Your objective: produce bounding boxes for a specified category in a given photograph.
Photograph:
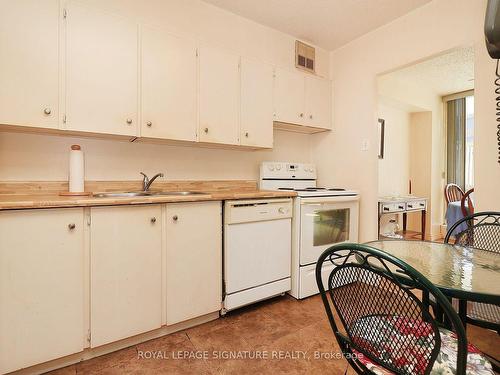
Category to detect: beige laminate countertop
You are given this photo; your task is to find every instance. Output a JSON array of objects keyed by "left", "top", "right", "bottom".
[{"left": 0, "top": 188, "right": 296, "bottom": 210}]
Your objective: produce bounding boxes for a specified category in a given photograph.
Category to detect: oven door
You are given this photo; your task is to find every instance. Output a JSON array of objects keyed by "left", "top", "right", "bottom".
[{"left": 299, "top": 196, "right": 359, "bottom": 266}]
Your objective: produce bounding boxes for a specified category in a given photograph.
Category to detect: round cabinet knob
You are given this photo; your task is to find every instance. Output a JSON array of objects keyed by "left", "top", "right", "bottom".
[
  {"left": 43, "top": 108, "right": 51, "bottom": 115},
  {"left": 68, "top": 223, "right": 76, "bottom": 230},
  {"left": 126, "top": 118, "right": 133, "bottom": 125},
  {"left": 299, "top": 113, "right": 304, "bottom": 118},
  {"left": 278, "top": 207, "right": 286, "bottom": 214},
  {"left": 146, "top": 121, "right": 152, "bottom": 127},
  {"left": 245, "top": 132, "right": 249, "bottom": 138},
  {"left": 150, "top": 217, "right": 156, "bottom": 224},
  {"left": 172, "top": 215, "right": 178, "bottom": 221},
  {"left": 204, "top": 127, "right": 209, "bottom": 134}
]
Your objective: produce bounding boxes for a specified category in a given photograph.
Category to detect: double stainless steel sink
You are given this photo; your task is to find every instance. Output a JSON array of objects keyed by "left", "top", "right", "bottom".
[{"left": 93, "top": 191, "right": 208, "bottom": 198}]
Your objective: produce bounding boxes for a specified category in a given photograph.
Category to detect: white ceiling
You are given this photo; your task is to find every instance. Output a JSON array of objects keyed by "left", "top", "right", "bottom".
[
  {"left": 384, "top": 47, "right": 475, "bottom": 96},
  {"left": 201, "top": 0, "right": 432, "bottom": 50}
]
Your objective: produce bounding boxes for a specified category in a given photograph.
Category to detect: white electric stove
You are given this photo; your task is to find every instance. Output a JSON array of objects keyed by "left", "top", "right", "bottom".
[{"left": 260, "top": 162, "right": 360, "bottom": 299}]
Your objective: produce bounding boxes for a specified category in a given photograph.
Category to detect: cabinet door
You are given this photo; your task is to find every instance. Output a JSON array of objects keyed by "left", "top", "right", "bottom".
[
  {"left": 65, "top": 4, "right": 138, "bottom": 136},
  {"left": 0, "top": 209, "right": 84, "bottom": 374},
  {"left": 305, "top": 75, "right": 332, "bottom": 129},
  {"left": 199, "top": 46, "right": 239, "bottom": 145},
  {"left": 0, "top": 0, "right": 59, "bottom": 129},
  {"left": 166, "top": 202, "right": 221, "bottom": 325},
  {"left": 90, "top": 205, "right": 162, "bottom": 347},
  {"left": 240, "top": 58, "right": 274, "bottom": 148},
  {"left": 141, "top": 26, "right": 197, "bottom": 141},
  {"left": 273, "top": 68, "right": 305, "bottom": 125}
]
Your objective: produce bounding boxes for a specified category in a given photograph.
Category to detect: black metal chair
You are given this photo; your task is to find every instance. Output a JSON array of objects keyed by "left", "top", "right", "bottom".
[
  {"left": 445, "top": 211, "right": 500, "bottom": 332},
  {"left": 316, "top": 243, "right": 494, "bottom": 375}
]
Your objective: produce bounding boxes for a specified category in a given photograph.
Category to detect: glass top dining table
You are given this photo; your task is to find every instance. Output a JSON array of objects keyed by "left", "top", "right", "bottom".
[{"left": 366, "top": 240, "right": 500, "bottom": 305}]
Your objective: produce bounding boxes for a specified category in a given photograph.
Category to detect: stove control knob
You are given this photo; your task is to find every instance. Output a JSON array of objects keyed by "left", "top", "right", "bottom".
[
  {"left": 278, "top": 207, "right": 286, "bottom": 214},
  {"left": 267, "top": 165, "right": 275, "bottom": 171},
  {"left": 276, "top": 164, "right": 282, "bottom": 170}
]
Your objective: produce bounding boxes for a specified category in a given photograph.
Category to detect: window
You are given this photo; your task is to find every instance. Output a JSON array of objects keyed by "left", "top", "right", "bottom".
[
  {"left": 313, "top": 208, "right": 350, "bottom": 246},
  {"left": 446, "top": 93, "right": 474, "bottom": 190}
]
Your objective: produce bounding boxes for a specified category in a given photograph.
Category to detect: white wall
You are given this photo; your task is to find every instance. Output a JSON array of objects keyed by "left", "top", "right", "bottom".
[
  {"left": 377, "top": 103, "right": 411, "bottom": 197},
  {"left": 313, "top": 0, "right": 492, "bottom": 242},
  {"left": 0, "top": 0, "right": 330, "bottom": 182},
  {"left": 409, "top": 112, "right": 433, "bottom": 233},
  {"left": 0, "top": 130, "right": 312, "bottom": 181}
]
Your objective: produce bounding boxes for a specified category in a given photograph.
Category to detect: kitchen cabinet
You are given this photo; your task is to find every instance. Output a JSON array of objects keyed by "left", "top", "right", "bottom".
[
  {"left": 166, "top": 201, "right": 222, "bottom": 325},
  {"left": 141, "top": 26, "right": 197, "bottom": 141},
  {"left": 240, "top": 58, "right": 274, "bottom": 148},
  {"left": 0, "top": 209, "right": 85, "bottom": 374},
  {"left": 65, "top": 3, "right": 138, "bottom": 136},
  {"left": 0, "top": 0, "right": 59, "bottom": 129},
  {"left": 274, "top": 67, "right": 331, "bottom": 132},
  {"left": 198, "top": 46, "right": 240, "bottom": 145},
  {"left": 305, "top": 75, "right": 332, "bottom": 129},
  {"left": 273, "top": 67, "right": 305, "bottom": 126},
  {"left": 90, "top": 205, "right": 162, "bottom": 347}
]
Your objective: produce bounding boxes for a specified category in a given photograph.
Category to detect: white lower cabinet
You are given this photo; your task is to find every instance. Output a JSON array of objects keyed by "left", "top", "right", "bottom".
[
  {"left": 166, "top": 201, "right": 222, "bottom": 325},
  {"left": 0, "top": 209, "right": 85, "bottom": 374},
  {"left": 0, "top": 201, "right": 223, "bottom": 372},
  {"left": 90, "top": 205, "right": 162, "bottom": 347}
]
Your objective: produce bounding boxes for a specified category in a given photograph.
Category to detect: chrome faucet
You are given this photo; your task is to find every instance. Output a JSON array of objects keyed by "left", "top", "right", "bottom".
[{"left": 140, "top": 172, "right": 164, "bottom": 191}]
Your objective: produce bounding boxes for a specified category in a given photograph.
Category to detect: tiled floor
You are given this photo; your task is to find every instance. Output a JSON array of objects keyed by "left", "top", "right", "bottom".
[{"left": 48, "top": 294, "right": 500, "bottom": 375}]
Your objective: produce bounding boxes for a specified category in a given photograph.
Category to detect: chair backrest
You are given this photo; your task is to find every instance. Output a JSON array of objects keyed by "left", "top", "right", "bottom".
[
  {"left": 445, "top": 211, "right": 500, "bottom": 253},
  {"left": 316, "top": 243, "right": 467, "bottom": 375},
  {"left": 460, "top": 188, "right": 474, "bottom": 217},
  {"left": 445, "top": 183, "right": 464, "bottom": 205}
]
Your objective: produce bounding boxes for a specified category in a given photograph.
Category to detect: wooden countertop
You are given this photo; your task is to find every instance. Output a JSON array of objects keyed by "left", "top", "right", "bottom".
[{"left": 0, "top": 180, "right": 296, "bottom": 210}]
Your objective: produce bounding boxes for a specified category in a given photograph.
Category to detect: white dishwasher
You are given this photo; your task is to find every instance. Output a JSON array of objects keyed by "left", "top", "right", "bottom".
[{"left": 223, "top": 198, "right": 292, "bottom": 313}]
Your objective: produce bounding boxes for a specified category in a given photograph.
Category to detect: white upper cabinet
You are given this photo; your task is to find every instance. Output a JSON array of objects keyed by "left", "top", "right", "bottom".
[
  {"left": 198, "top": 46, "right": 240, "bottom": 145},
  {"left": 0, "top": 208, "right": 85, "bottom": 374},
  {"left": 141, "top": 26, "right": 197, "bottom": 141},
  {"left": 305, "top": 75, "right": 332, "bottom": 129},
  {"left": 240, "top": 58, "right": 274, "bottom": 148},
  {"left": 274, "top": 68, "right": 305, "bottom": 126},
  {"left": 90, "top": 205, "right": 162, "bottom": 347},
  {"left": 274, "top": 67, "right": 332, "bottom": 132},
  {"left": 65, "top": 4, "right": 138, "bottom": 136},
  {"left": 0, "top": 0, "right": 59, "bottom": 129}
]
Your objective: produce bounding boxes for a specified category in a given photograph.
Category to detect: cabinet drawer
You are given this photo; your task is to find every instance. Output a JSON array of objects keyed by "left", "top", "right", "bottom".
[
  {"left": 407, "top": 200, "right": 426, "bottom": 211},
  {"left": 380, "top": 202, "right": 405, "bottom": 213}
]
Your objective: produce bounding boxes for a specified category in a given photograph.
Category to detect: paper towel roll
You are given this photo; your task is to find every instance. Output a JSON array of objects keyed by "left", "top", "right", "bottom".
[{"left": 69, "top": 145, "right": 85, "bottom": 193}]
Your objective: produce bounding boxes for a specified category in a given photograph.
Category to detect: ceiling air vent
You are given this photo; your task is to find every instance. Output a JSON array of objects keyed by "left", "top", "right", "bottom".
[{"left": 295, "top": 40, "right": 315, "bottom": 73}]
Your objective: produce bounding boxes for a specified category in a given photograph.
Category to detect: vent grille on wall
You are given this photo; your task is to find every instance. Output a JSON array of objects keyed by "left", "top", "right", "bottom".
[{"left": 295, "top": 40, "right": 315, "bottom": 73}]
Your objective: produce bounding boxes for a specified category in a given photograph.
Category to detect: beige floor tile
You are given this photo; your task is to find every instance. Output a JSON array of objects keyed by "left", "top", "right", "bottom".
[
  {"left": 44, "top": 293, "right": 499, "bottom": 375},
  {"left": 75, "top": 346, "right": 137, "bottom": 375}
]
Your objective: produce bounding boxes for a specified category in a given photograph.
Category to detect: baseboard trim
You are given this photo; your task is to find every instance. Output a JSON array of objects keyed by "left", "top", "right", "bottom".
[{"left": 9, "top": 312, "right": 219, "bottom": 375}]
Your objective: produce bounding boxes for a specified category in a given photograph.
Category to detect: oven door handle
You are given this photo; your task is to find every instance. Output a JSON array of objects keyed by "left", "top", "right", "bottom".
[{"left": 300, "top": 196, "right": 359, "bottom": 205}]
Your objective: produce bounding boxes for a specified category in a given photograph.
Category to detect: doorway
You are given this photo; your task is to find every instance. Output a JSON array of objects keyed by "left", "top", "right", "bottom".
[{"left": 376, "top": 46, "right": 474, "bottom": 240}]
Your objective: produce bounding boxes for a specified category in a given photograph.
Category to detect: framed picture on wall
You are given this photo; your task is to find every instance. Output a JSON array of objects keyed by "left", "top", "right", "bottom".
[{"left": 378, "top": 118, "right": 385, "bottom": 159}]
